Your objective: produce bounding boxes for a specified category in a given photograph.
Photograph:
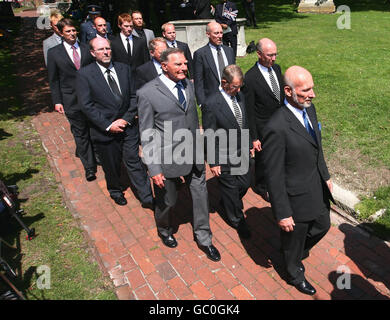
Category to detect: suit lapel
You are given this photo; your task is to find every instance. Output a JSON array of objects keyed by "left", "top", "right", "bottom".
[
  {"left": 236, "top": 92, "right": 247, "bottom": 128},
  {"left": 217, "top": 92, "right": 240, "bottom": 130},
  {"left": 59, "top": 43, "right": 77, "bottom": 70},
  {"left": 113, "top": 62, "right": 128, "bottom": 98},
  {"left": 156, "top": 78, "right": 185, "bottom": 112},
  {"left": 283, "top": 106, "right": 318, "bottom": 148},
  {"left": 254, "top": 63, "right": 279, "bottom": 102},
  {"left": 205, "top": 46, "right": 220, "bottom": 82},
  {"left": 80, "top": 43, "right": 90, "bottom": 66},
  {"left": 91, "top": 63, "right": 117, "bottom": 102}
]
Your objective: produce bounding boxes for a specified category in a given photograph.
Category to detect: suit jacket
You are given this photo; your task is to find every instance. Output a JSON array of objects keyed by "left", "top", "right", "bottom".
[
  {"left": 243, "top": 62, "right": 284, "bottom": 142},
  {"left": 76, "top": 62, "right": 137, "bottom": 143},
  {"left": 110, "top": 34, "right": 150, "bottom": 73},
  {"left": 169, "top": 40, "right": 194, "bottom": 79},
  {"left": 43, "top": 33, "right": 62, "bottom": 66},
  {"left": 195, "top": 0, "right": 213, "bottom": 18},
  {"left": 132, "top": 28, "right": 155, "bottom": 48},
  {"left": 137, "top": 76, "right": 204, "bottom": 178},
  {"left": 202, "top": 90, "right": 251, "bottom": 174},
  {"left": 215, "top": 1, "right": 238, "bottom": 35},
  {"left": 47, "top": 42, "right": 95, "bottom": 114},
  {"left": 80, "top": 20, "right": 112, "bottom": 44},
  {"left": 261, "top": 104, "right": 334, "bottom": 223},
  {"left": 193, "top": 44, "right": 235, "bottom": 106},
  {"left": 135, "top": 60, "right": 160, "bottom": 90}
]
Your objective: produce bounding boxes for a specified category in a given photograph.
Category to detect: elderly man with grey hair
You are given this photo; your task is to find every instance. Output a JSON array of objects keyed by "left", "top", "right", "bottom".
[
  {"left": 202, "top": 64, "right": 253, "bottom": 239},
  {"left": 261, "top": 66, "right": 334, "bottom": 296},
  {"left": 135, "top": 37, "right": 168, "bottom": 90}
]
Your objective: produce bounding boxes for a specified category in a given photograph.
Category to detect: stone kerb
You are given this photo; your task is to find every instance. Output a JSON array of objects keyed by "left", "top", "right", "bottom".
[
  {"left": 298, "top": 0, "right": 336, "bottom": 14},
  {"left": 169, "top": 18, "right": 248, "bottom": 57}
]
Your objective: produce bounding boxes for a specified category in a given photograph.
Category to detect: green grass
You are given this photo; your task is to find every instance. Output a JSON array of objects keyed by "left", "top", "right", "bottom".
[
  {"left": 0, "top": 32, "right": 116, "bottom": 300},
  {"left": 236, "top": 0, "right": 390, "bottom": 167}
]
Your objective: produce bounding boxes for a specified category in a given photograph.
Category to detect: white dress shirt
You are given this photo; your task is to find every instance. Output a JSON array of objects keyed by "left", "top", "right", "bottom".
[
  {"left": 257, "top": 62, "right": 280, "bottom": 92},
  {"left": 159, "top": 74, "right": 187, "bottom": 102},
  {"left": 209, "top": 43, "right": 228, "bottom": 79},
  {"left": 284, "top": 98, "right": 314, "bottom": 129},
  {"left": 119, "top": 32, "right": 133, "bottom": 54},
  {"left": 152, "top": 58, "right": 163, "bottom": 75},
  {"left": 219, "top": 86, "right": 242, "bottom": 121},
  {"left": 63, "top": 41, "right": 81, "bottom": 64}
]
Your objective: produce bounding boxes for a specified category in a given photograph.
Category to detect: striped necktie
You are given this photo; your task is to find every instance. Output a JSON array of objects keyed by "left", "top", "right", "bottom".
[
  {"left": 231, "top": 96, "right": 242, "bottom": 128},
  {"left": 71, "top": 45, "right": 80, "bottom": 70},
  {"left": 268, "top": 67, "right": 280, "bottom": 102}
]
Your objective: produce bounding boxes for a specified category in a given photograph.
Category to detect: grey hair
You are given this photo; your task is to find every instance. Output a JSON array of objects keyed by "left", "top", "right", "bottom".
[
  {"left": 149, "top": 37, "right": 167, "bottom": 53},
  {"left": 221, "top": 64, "right": 243, "bottom": 83},
  {"left": 160, "top": 47, "right": 185, "bottom": 63}
]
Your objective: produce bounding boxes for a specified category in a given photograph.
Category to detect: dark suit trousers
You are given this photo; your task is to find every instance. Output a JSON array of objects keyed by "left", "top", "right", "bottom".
[
  {"left": 281, "top": 209, "right": 331, "bottom": 285},
  {"left": 154, "top": 165, "right": 212, "bottom": 247},
  {"left": 254, "top": 149, "right": 267, "bottom": 192},
  {"left": 222, "top": 32, "right": 237, "bottom": 57},
  {"left": 95, "top": 124, "right": 153, "bottom": 203},
  {"left": 65, "top": 110, "right": 96, "bottom": 172},
  {"left": 218, "top": 170, "right": 250, "bottom": 227}
]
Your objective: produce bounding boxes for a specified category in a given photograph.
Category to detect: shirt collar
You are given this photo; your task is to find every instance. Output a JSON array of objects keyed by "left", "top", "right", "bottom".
[
  {"left": 209, "top": 42, "right": 221, "bottom": 51},
  {"left": 120, "top": 32, "right": 132, "bottom": 41},
  {"left": 96, "top": 61, "right": 115, "bottom": 75},
  {"left": 63, "top": 40, "right": 79, "bottom": 50},
  {"left": 257, "top": 61, "right": 271, "bottom": 73}
]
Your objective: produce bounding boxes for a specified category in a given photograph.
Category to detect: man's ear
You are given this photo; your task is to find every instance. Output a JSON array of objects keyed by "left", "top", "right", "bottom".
[
  {"left": 284, "top": 85, "right": 292, "bottom": 97},
  {"left": 90, "top": 50, "right": 96, "bottom": 58}
]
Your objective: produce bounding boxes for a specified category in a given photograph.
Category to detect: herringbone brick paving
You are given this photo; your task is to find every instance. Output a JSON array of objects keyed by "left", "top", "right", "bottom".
[{"left": 14, "top": 12, "right": 390, "bottom": 300}]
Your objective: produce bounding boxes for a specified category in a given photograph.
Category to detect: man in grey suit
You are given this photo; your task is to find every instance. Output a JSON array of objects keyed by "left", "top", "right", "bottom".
[
  {"left": 193, "top": 21, "right": 235, "bottom": 107},
  {"left": 137, "top": 48, "right": 221, "bottom": 262},
  {"left": 131, "top": 10, "right": 155, "bottom": 49},
  {"left": 42, "top": 10, "right": 63, "bottom": 66}
]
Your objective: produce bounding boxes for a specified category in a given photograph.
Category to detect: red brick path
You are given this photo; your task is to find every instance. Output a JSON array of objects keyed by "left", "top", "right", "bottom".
[{"left": 15, "top": 12, "right": 390, "bottom": 301}]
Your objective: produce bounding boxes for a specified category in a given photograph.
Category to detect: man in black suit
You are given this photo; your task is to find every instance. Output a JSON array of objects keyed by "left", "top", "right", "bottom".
[
  {"left": 261, "top": 66, "right": 334, "bottom": 295},
  {"left": 135, "top": 37, "right": 167, "bottom": 90},
  {"left": 193, "top": 21, "right": 235, "bottom": 107},
  {"left": 243, "top": 38, "right": 284, "bottom": 201},
  {"left": 110, "top": 13, "right": 150, "bottom": 76},
  {"left": 47, "top": 18, "right": 97, "bottom": 182},
  {"left": 76, "top": 37, "right": 154, "bottom": 208},
  {"left": 161, "top": 23, "right": 194, "bottom": 79},
  {"left": 214, "top": 0, "right": 238, "bottom": 57},
  {"left": 202, "top": 65, "right": 252, "bottom": 239},
  {"left": 89, "top": 17, "right": 114, "bottom": 42}
]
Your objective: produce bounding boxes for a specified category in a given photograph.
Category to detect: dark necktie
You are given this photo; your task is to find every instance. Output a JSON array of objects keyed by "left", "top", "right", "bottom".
[
  {"left": 71, "top": 45, "right": 80, "bottom": 70},
  {"left": 126, "top": 37, "right": 132, "bottom": 58},
  {"left": 216, "top": 46, "right": 226, "bottom": 80},
  {"left": 231, "top": 96, "right": 242, "bottom": 128},
  {"left": 106, "top": 69, "right": 123, "bottom": 105},
  {"left": 302, "top": 108, "right": 317, "bottom": 143},
  {"left": 175, "top": 81, "right": 187, "bottom": 111},
  {"left": 268, "top": 67, "right": 280, "bottom": 102}
]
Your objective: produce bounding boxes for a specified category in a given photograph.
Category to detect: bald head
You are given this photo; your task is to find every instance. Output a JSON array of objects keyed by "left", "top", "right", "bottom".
[
  {"left": 206, "top": 21, "right": 223, "bottom": 47},
  {"left": 94, "top": 17, "right": 107, "bottom": 37},
  {"left": 284, "top": 66, "right": 316, "bottom": 109},
  {"left": 257, "top": 38, "right": 277, "bottom": 68},
  {"left": 90, "top": 37, "right": 112, "bottom": 67}
]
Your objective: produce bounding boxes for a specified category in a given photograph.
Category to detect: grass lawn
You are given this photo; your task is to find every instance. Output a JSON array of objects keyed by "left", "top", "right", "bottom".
[
  {"left": 0, "top": 30, "right": 116, "bottom": 299},
  {"left": 235, "top": 0, "right": 390, "bottom": 239}
]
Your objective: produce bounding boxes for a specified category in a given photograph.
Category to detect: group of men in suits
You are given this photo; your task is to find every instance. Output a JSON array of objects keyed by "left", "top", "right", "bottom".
[{"left": 44, "top": 9, "right": 334, "bottom": 294}]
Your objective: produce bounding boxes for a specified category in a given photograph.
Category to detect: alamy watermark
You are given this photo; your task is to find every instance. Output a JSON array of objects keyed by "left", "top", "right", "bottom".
[
  {"left": 140, "top": 121, "right": 250, "bottom": 175},
  {"left": 336, "top": 5, "right": 351, "bottom": 30}
]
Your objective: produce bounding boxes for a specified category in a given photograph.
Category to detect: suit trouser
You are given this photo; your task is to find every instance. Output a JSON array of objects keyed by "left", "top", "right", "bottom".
[
  {"left": 242, "top": 1, "right": 256, "bottom": 26},
  {"left": 66, "top": 110, "right": 96, "bottom": 172},
  {"left": 218, "top": 170, "right": 250, "bottom": 228},
  {"left": 154, "top": 165, "right": 212, "bottom": 247},
  {"left": 94, "top": 124, "right": 153, "bottom": 203},
  {"left": 281, "top": 209, "right": 331, "bottom": 285},
  {"left": 223, "top": 32, "right": 237, "bottom": 57},
  {"left": 254, "top": 149, "right": 267, "bottom": 192}
]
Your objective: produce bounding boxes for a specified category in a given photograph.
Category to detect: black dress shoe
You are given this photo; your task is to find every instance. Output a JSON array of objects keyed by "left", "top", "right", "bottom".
[
  {"left": 236, "top": 220, "right": 251, "bottom": 239},
  {"left": 294, "top": 279, "right": 316, "bottom": 296},
  {"left": 141, "top": 201, "right": 155, "bottom": 210},
  {"left": 200, "top": 244, "right": 221, "bottom": 262},
  {"left": 158, "top": 233, "right": 178, "bottom": 248},
  {"left": 85, "top": 169, "right": 96, "bottom": 182},
  {"left": 110, "top": 194, "right": 127, "bottom": 206}
]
